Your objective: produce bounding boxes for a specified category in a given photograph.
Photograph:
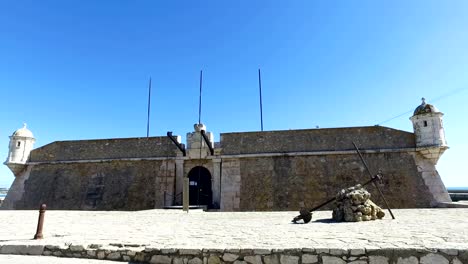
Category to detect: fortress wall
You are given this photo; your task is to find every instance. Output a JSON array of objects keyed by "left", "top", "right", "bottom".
[
  {"left": 14, "top": 160, "right": 176, "bottom": 210},
  {"left": 235, "top": 151, "right": 434, "bottom": 211},
  {"left": 220, "top": 126, "right": 415, "bottom": 155},
  {"left": 29, "top": 137, "right": 179, "bottom": 162}
]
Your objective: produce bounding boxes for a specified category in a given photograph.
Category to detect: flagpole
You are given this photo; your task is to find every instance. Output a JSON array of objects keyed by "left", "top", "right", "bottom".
[
  {"left": 146, "top": 77, "right": 152, "bottom": 137},
  {"left": 258, "top": 69, "right": 264, "bottom": 131}
]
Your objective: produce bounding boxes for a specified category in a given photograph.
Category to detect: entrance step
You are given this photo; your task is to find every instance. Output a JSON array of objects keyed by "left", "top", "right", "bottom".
[{"left": 163, "top": 205, "right": 207, "bottom": 210}]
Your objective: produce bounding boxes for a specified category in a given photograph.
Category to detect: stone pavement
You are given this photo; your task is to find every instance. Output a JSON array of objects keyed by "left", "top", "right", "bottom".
[{"left": 0, "top": 209, "right": 467, "bottom": 263}]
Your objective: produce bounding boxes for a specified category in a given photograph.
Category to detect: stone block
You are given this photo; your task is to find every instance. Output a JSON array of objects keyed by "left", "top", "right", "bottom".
[
  {"left": 208, "top": 255, "right": 221, "bottom": 264},
  {"left": 321, "top": 256, "right": 346, "bottom": 264},
  {"left": 70, "top": 245, "right": 85, "bottom": 252},
  {"left": 97, "top": 251, "right": 106, "bottom": 259},
  {"left": 254, "top": 249, "right": 271, "bottom": 255},
  {"left": 301, "top": 254, "right": 318, "bottom": 264},
  {"left": 452, "top": 257, "right": 463, "bottom": 264},
  {"left": 316, "top": 248, "right": 330, "bottom": 254},
  {"left": 123, "top": 255, "right": 131, "bottom": 261},
  {"left": 330, "top": 248, "right": 348, "bottom": 256},
  {"left": 263, "top": 254, "right": 280, "bottom": 264},
  {"left": 151, "top": 255, "right": 172, "bottom": 264},
  {"left": 369, "top": 255, "right": 389, "bottom": 264},
  {"left": 223, "top": 253, "right": 239, "bottom": 262},
  {"left": 162, "top": 248, "right": 178, "bottom": 254},
  {"left": 348, "top": 261, "right": 367, "bottom": 264},
  {"left": 0, "top": 245, "right": 44, "bottom": 255},
  {"left": 350, "top": 249, "right": 366, "bottom": 256},
  {"left": 396, "top": 256, "right": 418, "bottom": 264},
  {"left": 233, "top": 261, "right": 247, "bottom": 264},
  {"left": 86, "top": 250, "right": 96, "bottom": 257},
  {"left": 245, "top": 255, "right": 263, "bottom": 264},
  {"left": 439, "top": 249, "right": 458, "bottom": 256},
  {"left": 188, "top": 257, "right": 203, "bottom": 264},
  {"left": 180, "top": 249, "right": 202, "bottom": 255},
  {"left": 107, "top": 252, "right": 121, "bottom": 260},
  {"left": 420, "top": 253, "right": 449, "bottom": 264},
  {"left": 280, "top": 255, "right": 299, "bottom": 264},
  {"left": 173, "top": 258, "right": 184, "bottom": 264}
]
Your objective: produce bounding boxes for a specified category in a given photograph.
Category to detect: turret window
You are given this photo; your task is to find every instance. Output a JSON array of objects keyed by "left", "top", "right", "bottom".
[
  {"left": 17, "top": 141, "right": 21, "bottom": 147},
  {"left": 423, "top": 121, "right": 428, "bottom": 127}
]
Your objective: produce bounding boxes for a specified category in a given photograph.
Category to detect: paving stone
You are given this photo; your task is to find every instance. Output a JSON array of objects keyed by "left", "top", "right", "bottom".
[
  {"left": 368, "top": 256, "right": 389, "bottom": 264},
  {"left": 301, "top": 254, "right": 318, "bottom": 264},
  {"left": 151, "top": 255, "right": 172, "bottom": 264},
  {"left": 321, "top": 256, "right": 346, "bottom": 264},
  {"left": 420, "top": 253, "right": 449, "bottom": 264}
]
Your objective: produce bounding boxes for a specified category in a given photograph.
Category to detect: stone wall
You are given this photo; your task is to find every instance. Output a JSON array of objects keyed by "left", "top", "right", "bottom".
[
  {"left": 13, "top": 160, "right": 175, "bottom": 210},
  {"left": 235, "top": 152, "right": 435, "bottom": 211},
  {"left": 29, "top": 137, "right": 179, "bottom": 162},
  {"left": 0, "top": 244, "right": 465, "bottom": 264},
  {"left": 220, "top": 126, "right": 415, "bottom": 155}
]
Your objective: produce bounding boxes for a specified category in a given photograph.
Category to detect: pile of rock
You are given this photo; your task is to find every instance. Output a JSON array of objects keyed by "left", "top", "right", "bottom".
[{"left": 332, "top": 184, "right": 385, "bottom": 222}]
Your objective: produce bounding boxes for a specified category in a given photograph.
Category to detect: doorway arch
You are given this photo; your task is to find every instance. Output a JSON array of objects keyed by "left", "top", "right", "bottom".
[{"left": 187, "top": 166, "right": 213, "bottom": 207}]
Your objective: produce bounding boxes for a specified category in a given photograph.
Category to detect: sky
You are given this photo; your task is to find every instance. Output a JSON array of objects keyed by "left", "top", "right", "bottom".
[{"left": 0, "top": 1, "right": 467, "bottom": 188}]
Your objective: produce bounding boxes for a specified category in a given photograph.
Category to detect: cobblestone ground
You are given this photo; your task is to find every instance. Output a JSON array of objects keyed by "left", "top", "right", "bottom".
[{"left": 0, "top": 209, "right": 467, "bottom": 251}]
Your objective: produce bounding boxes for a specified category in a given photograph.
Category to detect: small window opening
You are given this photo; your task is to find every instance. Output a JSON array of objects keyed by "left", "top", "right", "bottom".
[
  {"left": 17, "top": 141, "right": 21, "bottom": 147},
  {"left": 423, "top": 121, "right": 428, "bottom": 127}
]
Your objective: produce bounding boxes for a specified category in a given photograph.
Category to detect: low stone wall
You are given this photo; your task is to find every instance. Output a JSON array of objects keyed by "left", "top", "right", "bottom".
[{"left": 0, "top": 244, "right": 466, "bottom": 264}]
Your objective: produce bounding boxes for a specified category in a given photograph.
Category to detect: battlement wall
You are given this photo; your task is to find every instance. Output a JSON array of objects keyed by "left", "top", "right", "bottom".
[
  {"left": 220, "top": 126, "right": 415, "bottom": 155},
  {"left": 29, "top": 137, "right": 179, "bottom": 162}
]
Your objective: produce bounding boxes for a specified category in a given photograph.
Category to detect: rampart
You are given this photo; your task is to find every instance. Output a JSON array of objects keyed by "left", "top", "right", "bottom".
[
  {"left": 29, "top": 137, "right": 179, "bottom": 162},
  {"left": 220, "top": 126, "right": 415, "bottom": 155}
]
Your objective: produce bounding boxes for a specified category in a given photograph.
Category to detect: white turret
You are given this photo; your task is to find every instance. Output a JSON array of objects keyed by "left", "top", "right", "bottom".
[
  {"left": 4, "top": 123, "right": 36, "bottom": 176},
  {"left": 410, "top": 98, "right": 448, "bottom": 164},
  {"left": 186, "top": 123, "right": 214, "bottom": 159}
]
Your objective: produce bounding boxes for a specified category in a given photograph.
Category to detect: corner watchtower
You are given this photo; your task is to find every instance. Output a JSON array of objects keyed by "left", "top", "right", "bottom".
[
  {"left": 410, "top": 98, "right": 448, "bottom": 164},
  {"left": 4, "top": 123, "right": 36, "bottom": 176}
]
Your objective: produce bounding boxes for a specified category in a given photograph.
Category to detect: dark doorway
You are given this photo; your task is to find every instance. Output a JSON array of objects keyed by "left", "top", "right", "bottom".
[{"left": 188, "top": 166, "right": 213, "bottom": 207}]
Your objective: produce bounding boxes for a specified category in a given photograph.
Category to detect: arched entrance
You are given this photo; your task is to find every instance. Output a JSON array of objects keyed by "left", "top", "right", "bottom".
[{"left": 188, "top": 166, "right": 213, "bottom": 207}]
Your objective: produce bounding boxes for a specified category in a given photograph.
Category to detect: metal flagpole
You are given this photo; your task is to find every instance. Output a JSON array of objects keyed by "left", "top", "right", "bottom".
[
  {"left": 199, "top": 70, "right": 203, "bottom": 124},
  {"left": 146, "top": 77, "right": 152, "bottom": 137},
  {"left": 258, "top": 69, "right": 264, "bottom": 131}
]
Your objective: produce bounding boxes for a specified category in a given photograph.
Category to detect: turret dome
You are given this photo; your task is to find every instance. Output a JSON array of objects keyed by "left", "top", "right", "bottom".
[
  {"left": 413, "top": 98, "right": 440, "bottom": 116},
  {"left": 11, "top": 123, "right": 34, "bottom": 138}
]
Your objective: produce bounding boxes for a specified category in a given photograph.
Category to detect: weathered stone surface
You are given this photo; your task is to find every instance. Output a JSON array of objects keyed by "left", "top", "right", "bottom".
[
  {"left": 173, "top": 257, "right": 184, "bottom": 264},
  {"left": 151, "top": 255, "right": 172, "bottom": 264},
  {"left": 301, "top": 254, "right": 318, "bottom": 264},
  {"left": 439, "top": 249, "right": 458, "bottom": 256},
  {"left": 106, "top": 252, "right": 121, "bottom": 260},
  {"left": 348, "top": 261, "right": 367, "bottom": 264},
  {"left": 396, "top": 256, "right": 418, "bottom": 264},
  {"left": 188, "top": 257, "right": 203, "bottom": 264},
  {"left": 97, "top": 251, "right": 106, "bottom": 259},
  {"left": 223, "top": 253, "right": 239, "bottom": 262},
  {"left": 330, "top": 249, "right": 348, "bottom": 255},
  {"left": 321, "top": 256, "right": 346, "bottom": 264},
  {"left": 245, "top": 255, "right": 263, "bottom": 264},
  {"left": 452, "top": 257, "right": 463, "bottom": 264},
  {"left": 280, "top": 255, "right": 299, "bottom": 264},
  {"left": 254, "top": 249, "right": 271, "bottom": 255},
  {"left": 0, "top": 245, "right": 44, "bottom": 255},
  {"left": 233, "top": 261, "right": 247, "bottom": 264},
  {"left": 207, "top": 255, "right": 221, "bottom": 264},
  {"left": 350, "top": 249, "right": 366, "bottom": 256},
  {"left": 180, "top": 249, "right": 202, "bottom": 255},
  {"left": 420, "top": 253, "right": 449, "bottom": 264},
  {"left": 263, "top": 255, "right": 280, "bottom": 264},
  {"left": 332, "top": 185, "right": 385, "bottom": 222},
  {"left": 161, "top": 248, "right": 178, "bottom": 254},
  {"left": 369, "top": 255, "right": 389, "bottom": 264},
  {"left": 86, "top": 250, "right": 96, "bottom": 257},
  {"left": 123, "top": 255, "right": 131, "bottom": 261},
  {"left": 69, "top": 245, "right": 85, "bottom": 252}
]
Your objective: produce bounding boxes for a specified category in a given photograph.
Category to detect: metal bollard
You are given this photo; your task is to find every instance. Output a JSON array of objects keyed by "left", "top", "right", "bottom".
[{"left": 33, "top": 204, "right": 46, "bottom": 239}]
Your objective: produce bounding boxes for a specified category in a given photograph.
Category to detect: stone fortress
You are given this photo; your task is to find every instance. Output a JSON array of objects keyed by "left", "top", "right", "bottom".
[{"left": 1, "top": 99, "right": 452, "bottom": 211}]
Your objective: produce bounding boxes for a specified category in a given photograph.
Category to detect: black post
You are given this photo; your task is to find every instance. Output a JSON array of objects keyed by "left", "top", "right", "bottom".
[
  {"left": 199, "top": 70, "right": 203, "bottom": 125},
  {"left": 34, "top": 204, "right": 46, "bottom": 239},
  {"left": 258, "top": 69, "right": 264, "bottom": 131},
  {"left": 146, "top": 77, "right": 152, "bottom": 137}
]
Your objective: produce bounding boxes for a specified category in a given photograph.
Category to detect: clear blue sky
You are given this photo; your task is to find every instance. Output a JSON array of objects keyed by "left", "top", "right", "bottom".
[{"left": 1, "top": 1, "right": 467, "bottom": 188}]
